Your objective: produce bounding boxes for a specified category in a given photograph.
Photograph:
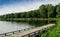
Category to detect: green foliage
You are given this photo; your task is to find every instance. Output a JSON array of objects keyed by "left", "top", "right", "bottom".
[
  {"left": 41, "top": 20, "right": 60, "bottom": 37},
  {"left": 46, "top": 4, "right": 54, "bottom": 18},
  {"left": 56, "top": 4, "right": 60, "bottom": 17},
  {"left": 39, "top": 5, "right": 47, "bottom": 18}
]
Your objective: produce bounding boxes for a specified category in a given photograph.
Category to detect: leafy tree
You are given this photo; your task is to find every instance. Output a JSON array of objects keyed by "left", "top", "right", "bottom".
[
  {"left": 53, "top": 5, "right": 58, "bottom": 18},
  {"left": 56, "top": 4, "right": 60, "bottom": 18},
  {"left": 25, "top": 12, "right": 30, "bottom": 18},
  {"left": 46, "top": 4, "right": 54, "bottom": 18},
  {"left": 34, "top": 10, "right": 40, "bottom": 18},
  {"left": 39, "top": 5, "right": 47, "bottom": 18}
]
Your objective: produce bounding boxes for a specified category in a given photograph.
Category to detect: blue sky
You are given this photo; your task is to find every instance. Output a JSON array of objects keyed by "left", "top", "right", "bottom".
[
  {"left": 0, "top": 0, "right": 60, "bottom": 15},
  {"left": 0, "top": 0, "right": 36, "bottom": 5}
]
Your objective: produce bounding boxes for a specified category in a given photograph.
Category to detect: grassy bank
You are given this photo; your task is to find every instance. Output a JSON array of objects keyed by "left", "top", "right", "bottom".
[
  {"left": 2, "top": 18, "right": 60, "bottom": 21},
  {"left": 41, "top": 20, "right": 60, "bottom": 37}
]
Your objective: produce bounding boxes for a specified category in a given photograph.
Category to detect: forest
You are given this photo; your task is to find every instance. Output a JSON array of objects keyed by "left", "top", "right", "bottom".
[
  {"left": 0, "top": 4, "right": 60, "bottom": 19},
  {"left": 0, "top": 3, "right": 60, "bottom": 22}
]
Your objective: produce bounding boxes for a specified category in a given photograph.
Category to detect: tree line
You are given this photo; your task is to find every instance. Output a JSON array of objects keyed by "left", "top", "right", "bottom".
[{"left": 0, "top": 4, "right": 60, "bottom": 20}]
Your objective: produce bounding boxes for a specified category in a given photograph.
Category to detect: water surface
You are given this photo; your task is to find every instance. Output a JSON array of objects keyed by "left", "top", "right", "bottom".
[{"left": 0, "top": 21, "right": 33, "bottom": 34}]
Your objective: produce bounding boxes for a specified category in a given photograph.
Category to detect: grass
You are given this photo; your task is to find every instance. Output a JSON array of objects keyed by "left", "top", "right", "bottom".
[
  {"left": 41, "top": 20, "right": 60, "bottom": 37},
  {"left": 11, "top": 18, "right": 60, "bottom": 20}
]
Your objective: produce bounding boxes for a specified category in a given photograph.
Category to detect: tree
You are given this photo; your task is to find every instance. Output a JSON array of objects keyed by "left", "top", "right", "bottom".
[
  {"left": 39, "top": 5, "right": 47, "bottom": 18},
  {"left": 33, "top": 10, "right": 40, "bottom": 18},
  {"left": 46, "top": 4, "right": 54, "bottom": 18},
  {"left": 53, "top": 5, "right": 58, "bottom": 18},
  {"left": 56, "top": 4, "right": 60, "bottom": 18}
]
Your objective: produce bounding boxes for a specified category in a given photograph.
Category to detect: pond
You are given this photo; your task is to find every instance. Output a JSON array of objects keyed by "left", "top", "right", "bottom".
[
  {"left": 0, "top": 20, "right": 47, "bottom": 34},
  {"left": 0, "top": 21, "right": 34, "bottom": 34}
]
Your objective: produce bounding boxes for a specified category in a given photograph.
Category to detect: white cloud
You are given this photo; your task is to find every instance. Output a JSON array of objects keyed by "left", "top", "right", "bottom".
[
  {"left": 0, "top": 0, "right": 60, "bottom": 15},
  {"left": 0, "top": 1, "right": 41, "bottom": 15}
]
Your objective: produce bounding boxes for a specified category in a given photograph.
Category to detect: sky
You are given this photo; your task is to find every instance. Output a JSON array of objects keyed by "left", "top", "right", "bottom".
[{"left": 0, "top": 0, "right": 60, "bottom": 15}]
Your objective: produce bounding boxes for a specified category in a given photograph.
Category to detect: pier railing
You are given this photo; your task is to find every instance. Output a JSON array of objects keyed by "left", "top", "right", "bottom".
[{"left": 0, "top": 27, "right": 35, "bottom": 36}]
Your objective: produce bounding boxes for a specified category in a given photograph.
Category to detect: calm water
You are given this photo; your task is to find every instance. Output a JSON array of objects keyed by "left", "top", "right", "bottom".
[{"left": 0, "top": 21, "right": 34, "bottom": 34}]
